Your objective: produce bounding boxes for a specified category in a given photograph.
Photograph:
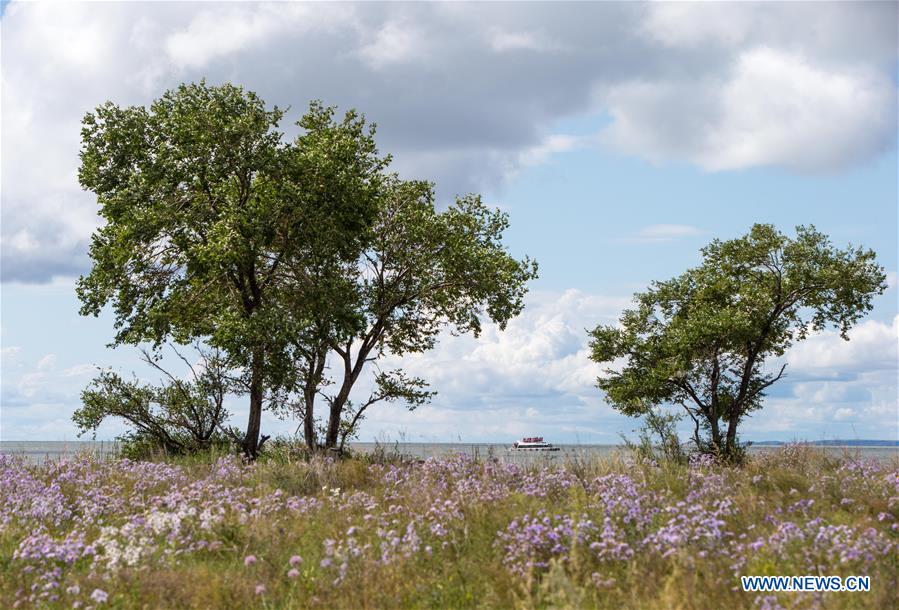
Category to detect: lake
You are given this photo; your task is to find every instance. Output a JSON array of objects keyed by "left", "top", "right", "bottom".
[{"left": 1, "top": 440, "right": 896, "bottom": 464}]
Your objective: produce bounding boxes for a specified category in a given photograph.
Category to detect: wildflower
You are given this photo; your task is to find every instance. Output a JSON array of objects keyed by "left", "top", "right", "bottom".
[
  {"left": 289, "top": 555, "right": 303, "bottom": 566},
  {"left": 90, "top": 589, "right": 108, "bottom": 603},
  {"left": 244, "top": 554, "right": 257, "bottom": 567},
  {"left": 255, "top": 584, "right": 266, "bottom": 595},
  {"left": 66, "top": 585, "right": 80, "bottom": 595},
  {"left": 287, "top": 568, "right": 300, "bottom": 578}
]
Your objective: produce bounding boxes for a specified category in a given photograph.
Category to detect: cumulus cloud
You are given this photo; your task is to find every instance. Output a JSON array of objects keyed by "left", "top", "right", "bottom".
[
  {"left": 304, "top": 291, "right": 899, "bottom": 442},
  {"left": 0, "top": 289, "right": 634, "bottom": 442},
  {"left": 2, "top": 1, "right": 895, "bottom": 284},
  {"left": 359, "top": 17, "right": 431, "bottom": 69},
  {"left": 340, "top": 289, "right": 638, "bottom": 442},
  {"left": 1, "top": 285, "right": 894, "bottom": 442},
  {"left": 372, "top": 289, "right": 626, "bottom": 403},
  {"left": 164, "top": 4, "right": 352, "bottom": 70},
  {"left": 607, "top": 2, "right": 898, "bottom": 172},
  {"left": 784, "top": 315, "right": 899, "bottom": 375},
  {"left": 603, "top": 47, "right": 896, "bottom": 173},
  {"left": 740, "top": 315, "right": 899, "bottom": 440}
]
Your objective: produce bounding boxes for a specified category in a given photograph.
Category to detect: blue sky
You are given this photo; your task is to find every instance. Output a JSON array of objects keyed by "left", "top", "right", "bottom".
[{"left": 2, "top": 2, "right": 897, "bottom": 443}]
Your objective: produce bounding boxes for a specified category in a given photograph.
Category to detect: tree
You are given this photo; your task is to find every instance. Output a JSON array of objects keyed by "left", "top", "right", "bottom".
[
  {"left": 75, "top": 345, "right": 234, "bottom": 456},
  {"left": 278, "top": 178, "right": 538, "bottom": 450},
  {"left": 77, "top": 82, "right": 388, "bottom": 458},
  {"left": 589, "top": 224, "right": 886, "bottom": 460}
]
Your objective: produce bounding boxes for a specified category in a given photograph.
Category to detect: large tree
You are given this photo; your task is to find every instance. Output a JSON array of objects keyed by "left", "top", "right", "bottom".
[
  {"left": 589, "top": 224, "right": 886, "bottom": 459},
  {"left": 77, "top": 83, "right": 388, "bottom": 458},
  {"left": 278, "top": 178, "right": 539, "bottom": 450}
]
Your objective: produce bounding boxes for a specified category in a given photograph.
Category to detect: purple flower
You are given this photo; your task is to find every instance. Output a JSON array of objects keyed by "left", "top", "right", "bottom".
[
  {"left": 287, "top": 568, "right": 300, "bottom": 578},
  {"left": 289, "top": 554, "right": 303, "bottom": 566},
  {"left": 244, "top": 555, "right": 257, "bottom": 567},
  {"left": 90, "top": 588, "right": 108, "bottom": 603},
  {"left": 255, "top": 584, "right": 266, "bottom": 595}
]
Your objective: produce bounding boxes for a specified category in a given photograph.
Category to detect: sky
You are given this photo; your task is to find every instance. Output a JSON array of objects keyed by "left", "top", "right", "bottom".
[{"left": 1, "top": 1, "right": 897, "bottom": 444}]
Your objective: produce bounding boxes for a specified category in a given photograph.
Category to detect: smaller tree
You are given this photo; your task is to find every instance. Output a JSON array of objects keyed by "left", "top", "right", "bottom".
[
  {"left": 75, "top": 345, "right": 236, "bottom": 456},
  {"left": 589, "top": 224, "right": 886, "bottom": 460},
  {"left": 281, "top": 179, "right": 538, "bottom": 450}
]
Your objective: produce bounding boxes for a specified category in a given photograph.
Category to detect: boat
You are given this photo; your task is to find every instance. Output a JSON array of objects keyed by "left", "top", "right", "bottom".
[{"left": 510, "top": 436, "right": 560, "bottom": 451}]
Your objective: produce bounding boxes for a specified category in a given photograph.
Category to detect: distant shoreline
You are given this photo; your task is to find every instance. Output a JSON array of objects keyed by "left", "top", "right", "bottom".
[{"left": 2, "top": 440, "right": 897, "bottom": 447}]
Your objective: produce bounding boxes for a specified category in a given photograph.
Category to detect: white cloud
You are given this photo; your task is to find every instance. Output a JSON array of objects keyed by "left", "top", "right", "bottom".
[
  {"left": 642, "top": 3, "right": 759, "bottom": 49},
  {"left": 2, "top": 2, "right": 896, "bottom": 283},
  {"left": 383, "top": 289, "right": 623, "bottom": 398},
  {"left": 488, "top": 28, "right": 558, "bottom": 53},
  {"left": 741, "top": 317, "right": 899, "bottom": 440},
  {"left": 17, "top": 371, "right": 45, "bottom": 399},
  {"left": 164, "top": 4, "right": 352, "bottom": 70},
  {"left": 1, "top": 284, "right": 894, "bottom": 442},
  {"left": 63, "top": 364, "right": 98, "bottom": 378},
  {"left": 785, "top": 315, "right": 899, "bottom": 374},
  {"left": 1, "top": 346, "right": 21, "bottom": 359},
  {"left": 833, "top": 407, "right": 854, "bottom": 421},
  {"left": 625, "top": 224, "right": 704, "bottom": 244},
  {"left": 603, "top": 47, "right": 896, "bottom": 173},
  {"left": 359, "top": 18, "right": 430, "bottom": 69},
  {"left": 641, "top": 2, "right": 898, "bottom": 63},
  {"left": 36, "top": 354, "right": 57, "bottom": 370},
  {"left": 515, "top": 134, "right": 589, "bottom": 168}
]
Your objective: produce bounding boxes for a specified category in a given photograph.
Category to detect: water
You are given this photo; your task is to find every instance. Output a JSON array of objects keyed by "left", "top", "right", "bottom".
[
  {"left": 1, "top": 440, "right": 896, "bottom": 464},
  {"left": 0, "top": 441, "right": 121, "bottom": 463}
]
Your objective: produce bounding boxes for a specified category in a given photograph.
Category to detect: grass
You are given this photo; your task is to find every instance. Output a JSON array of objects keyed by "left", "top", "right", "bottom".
[{"left": 1, "top": 445, "right": 896, "bottom": 609}]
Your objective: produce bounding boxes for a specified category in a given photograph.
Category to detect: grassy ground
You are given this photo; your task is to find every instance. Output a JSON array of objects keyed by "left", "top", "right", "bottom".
[{"left": 1, "top": 445, "right": 896, "bottom": 609}]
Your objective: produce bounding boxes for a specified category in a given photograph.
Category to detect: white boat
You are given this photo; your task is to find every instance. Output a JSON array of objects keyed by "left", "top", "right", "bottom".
[{"left": 510, "top": 436, "right": 560, "bottom": 451}]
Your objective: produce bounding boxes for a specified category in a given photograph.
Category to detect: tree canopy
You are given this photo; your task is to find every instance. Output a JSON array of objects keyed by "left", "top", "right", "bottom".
[
  {"left": 589, "top": 224, "right": 886, "bottom": 459},
  {"left": 278, "top": 179, "right": 539, "bottom": 450},
  {"left": 77, "top": 82, "right": 388, "bottom": 458}
]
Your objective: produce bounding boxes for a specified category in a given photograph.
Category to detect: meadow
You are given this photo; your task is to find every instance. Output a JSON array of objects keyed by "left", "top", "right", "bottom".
[{"left": 1, "top": 446, "right": 896, "bottom": 609}]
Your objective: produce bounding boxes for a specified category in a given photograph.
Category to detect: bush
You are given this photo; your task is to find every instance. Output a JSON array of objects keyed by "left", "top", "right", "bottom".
[{"left": 74, "top": 344, "right": 238, "bottom": 456}]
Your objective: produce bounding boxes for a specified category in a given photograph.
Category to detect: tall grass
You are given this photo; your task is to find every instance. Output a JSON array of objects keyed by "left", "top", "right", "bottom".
[{"left": 1, "top": 445, "right": 896, "bottom": 609}]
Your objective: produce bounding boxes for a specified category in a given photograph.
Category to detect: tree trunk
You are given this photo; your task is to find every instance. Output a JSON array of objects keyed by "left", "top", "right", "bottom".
[
  {"left": 724, "top": 412, "right": 740, "bottom": 458},
  {"left": 325, "top": 391, "right": 348, "bottom": 449},
  {"left": 708, "top": 417, "right": 721, "bottom": 453},
  {"left": 303, "top": 390, "right": 316, "bottom": 451},
  {"left": 708, "top": 350, "right": 721, "bottom": 453},
  {"left": 242, "top": 348, "right": 264, "bottom": 460}
]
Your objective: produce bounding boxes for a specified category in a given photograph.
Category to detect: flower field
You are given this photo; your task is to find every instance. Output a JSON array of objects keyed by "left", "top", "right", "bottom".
[{"left": 1, "top": 446, "right": 897, "bottom": 609}]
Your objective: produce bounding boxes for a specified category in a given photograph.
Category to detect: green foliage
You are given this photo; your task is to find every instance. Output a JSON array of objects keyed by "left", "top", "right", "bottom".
[
  {"left": 74, "top": 345, "right": 235, "bottom": 456},
  {"left": 281, "top": 179, "right": 539, "bottom": 449},
  {"left": 76, "top": 82, "right": 390, "bottom": 458},
  {"left": 590, "top": 224, "right": 886, "bottom": 459}
]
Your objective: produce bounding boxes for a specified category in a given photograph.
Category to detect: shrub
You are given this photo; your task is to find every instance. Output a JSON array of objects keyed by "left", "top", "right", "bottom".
[{"left": 74, "top": 344, "right": 237, "bottom": 456}]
